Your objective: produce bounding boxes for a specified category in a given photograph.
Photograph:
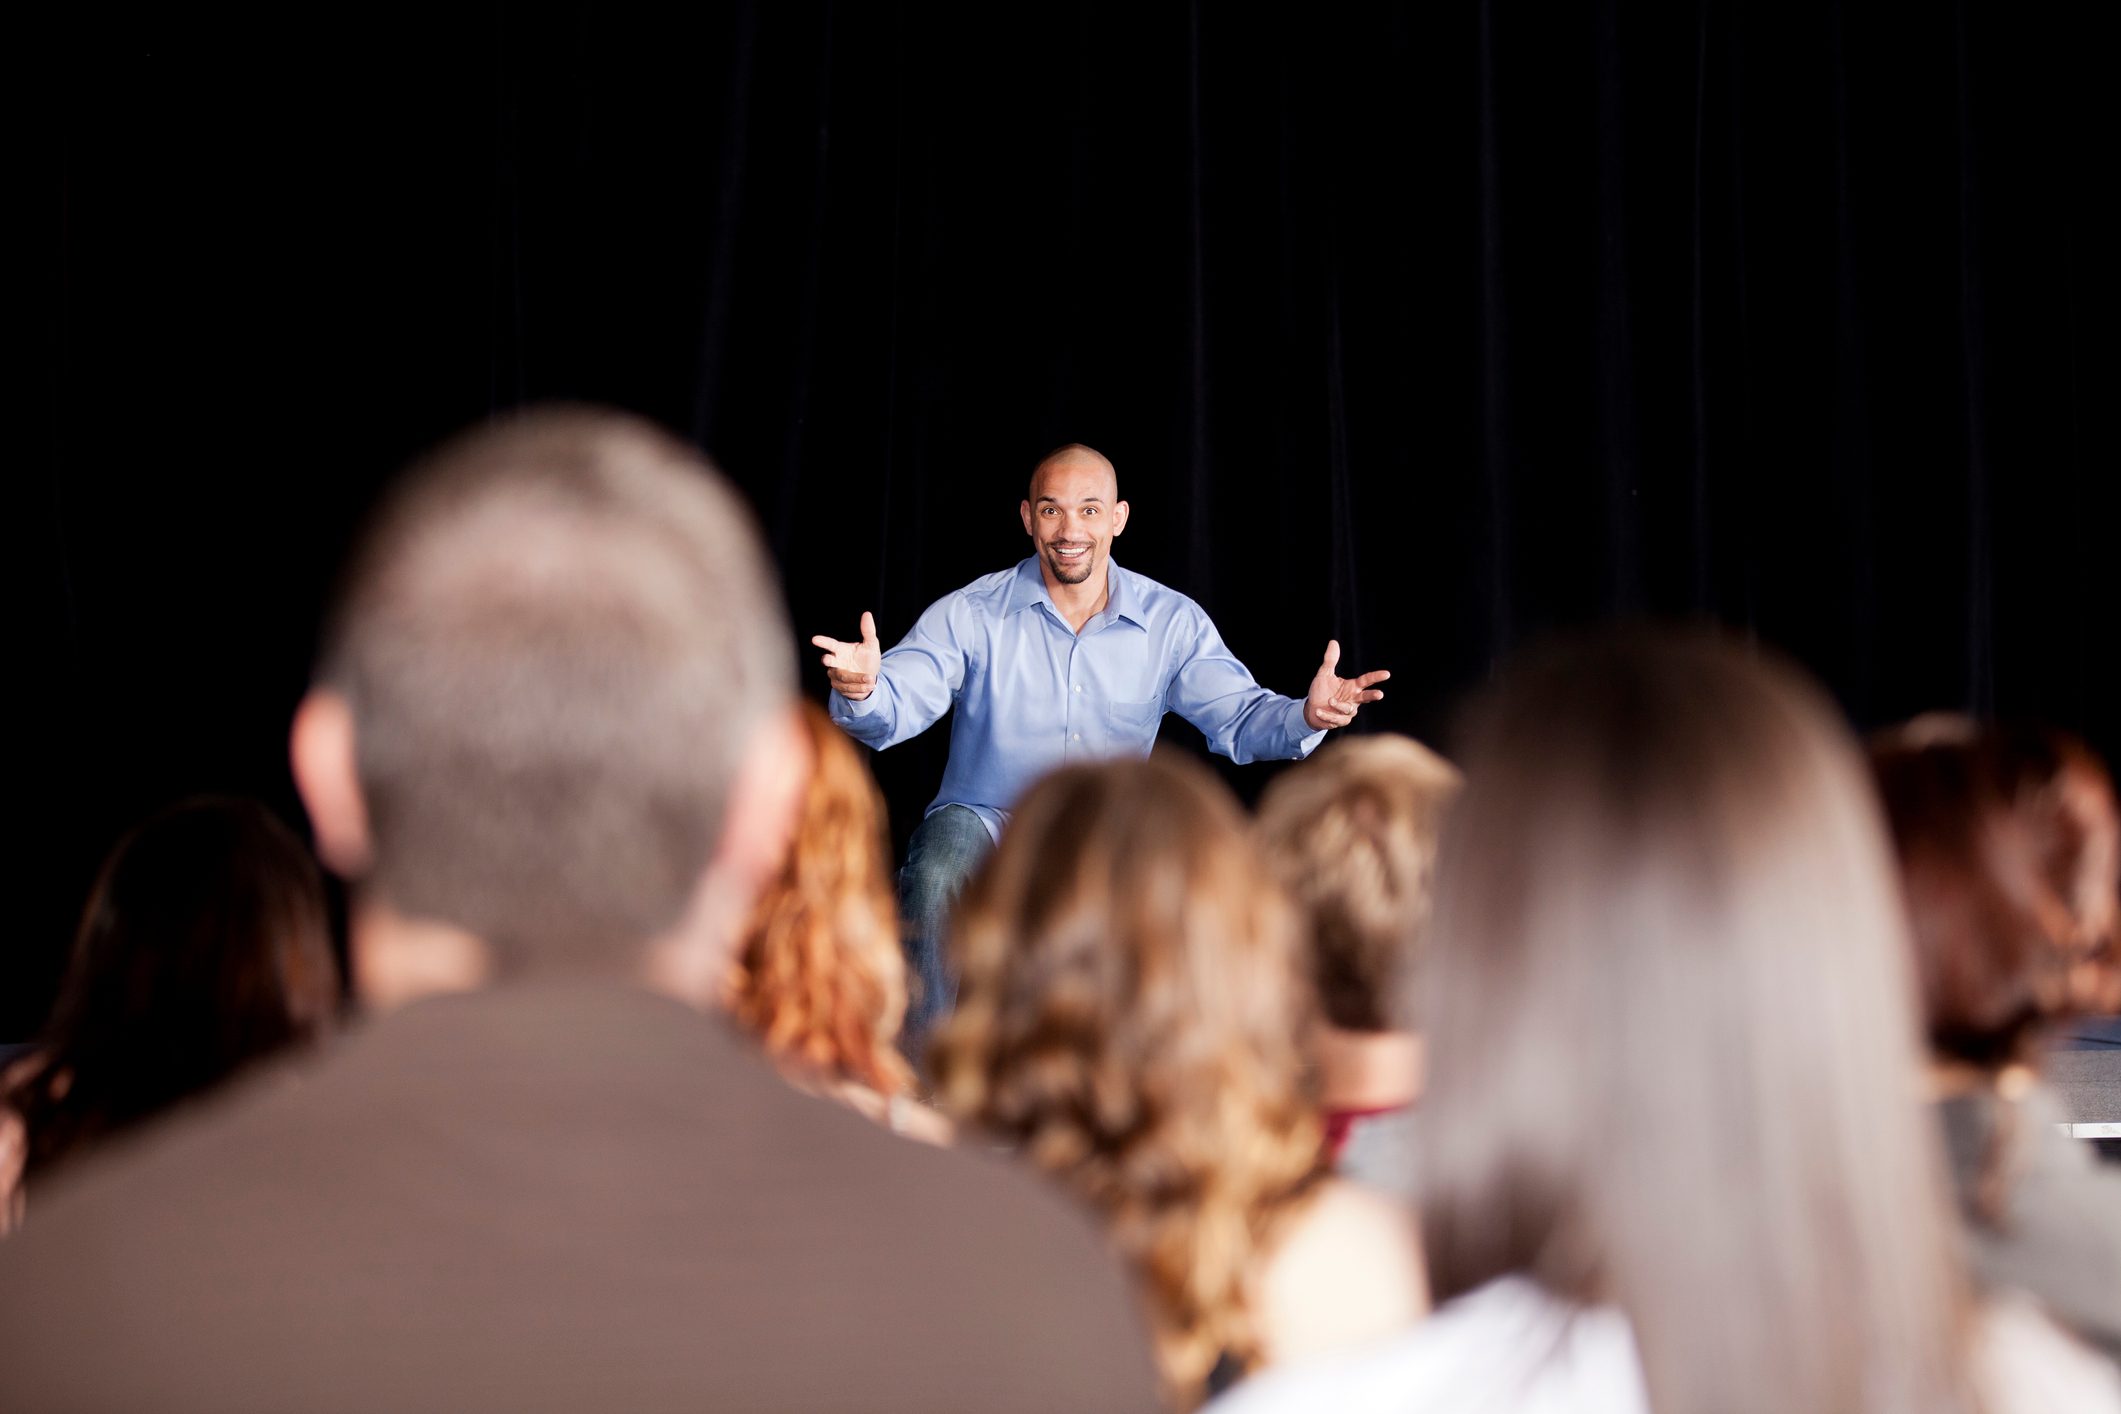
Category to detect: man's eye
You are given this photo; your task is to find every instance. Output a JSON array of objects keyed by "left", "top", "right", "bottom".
[{"left": 1083, "top": 507, "right": 1099, "bottom": 516}]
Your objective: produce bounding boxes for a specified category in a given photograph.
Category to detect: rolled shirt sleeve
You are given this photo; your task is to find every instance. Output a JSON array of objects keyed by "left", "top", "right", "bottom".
[
  {"left": 828, "top": 596, "right": 969, "bottom": 750},
  {"left": 1166, "top": 607, "right": 1326, "bottom": 764}
]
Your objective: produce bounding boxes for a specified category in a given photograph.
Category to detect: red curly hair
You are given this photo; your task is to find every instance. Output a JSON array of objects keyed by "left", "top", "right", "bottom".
[{"left": 726, "top": 702, "right": 914, "bottom": 1098}]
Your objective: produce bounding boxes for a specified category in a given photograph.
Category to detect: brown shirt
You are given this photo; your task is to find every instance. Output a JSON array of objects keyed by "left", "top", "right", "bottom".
[{"left": 0, "top": 983, "right": 1160, "bottom": 1413}]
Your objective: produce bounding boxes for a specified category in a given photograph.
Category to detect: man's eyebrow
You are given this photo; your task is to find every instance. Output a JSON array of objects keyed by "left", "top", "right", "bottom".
[{"left": 1034, "top": 494, "right": 1108, "bottom": 504}]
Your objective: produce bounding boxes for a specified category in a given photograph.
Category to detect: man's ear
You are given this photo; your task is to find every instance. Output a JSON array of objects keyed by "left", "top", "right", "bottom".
[
  {"left": 642, "top": 703, "right": 812, "bottom": 1009},
  {"left": 1020, "top": 499, "right": 1034, "bottom": 538},
  {"left": 1111, "top": 499, "right": 1130, "bottom": 536},
  {"left": 290, "top": 689, "right": 374, "bottom": 878}
]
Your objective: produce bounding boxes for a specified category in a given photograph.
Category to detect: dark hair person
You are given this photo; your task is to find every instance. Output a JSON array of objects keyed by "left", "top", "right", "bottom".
[
  {"left": 1870, "top": 717, "right": 2121, "bottom": 1363},
  {"left": 932, "top": 754, "right": 1425, "bottom": 1409},
  {"left": 726, "top": 701, "right": 950, "bottom": 1143},
  {"left": 1214, "top": 634, "right": 2119, "bottom": 1414},
  {"left": 1255, "top": 734, "right": 1458, "bottom": 1193},
  {"left": 1, "top": 797, "right": 339, "bottom": 1231}
]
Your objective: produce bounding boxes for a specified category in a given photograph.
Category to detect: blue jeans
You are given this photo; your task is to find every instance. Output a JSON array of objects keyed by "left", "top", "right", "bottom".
[{"left": 897, "top": 804, "right": 993, "bottom": 1064}]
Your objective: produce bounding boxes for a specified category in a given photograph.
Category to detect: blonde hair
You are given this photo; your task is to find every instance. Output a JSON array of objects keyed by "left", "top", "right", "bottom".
[
  {"left": 931, "top": 755, "right": 1324, "bottom": 1406},
  {"left": 1256, "top": 735, "right": 1460, "bottom": 1032},
  {"left": 726, "top": 702, "right": 914, "bottom": 1098}
]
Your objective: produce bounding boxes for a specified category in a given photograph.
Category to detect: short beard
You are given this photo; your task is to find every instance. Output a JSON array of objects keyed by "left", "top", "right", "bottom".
[{"left": 1047, "top": 548, "right": 1093, "bottom": 584}]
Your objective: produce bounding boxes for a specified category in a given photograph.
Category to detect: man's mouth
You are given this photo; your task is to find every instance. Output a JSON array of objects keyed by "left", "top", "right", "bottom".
[{"left": 1053, "top": 544, "right": 1089, "bottom": 561}]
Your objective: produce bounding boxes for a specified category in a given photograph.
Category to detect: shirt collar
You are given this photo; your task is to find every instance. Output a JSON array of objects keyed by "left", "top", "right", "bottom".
[
  {"left": 1104, "top": 562, "right": 1150, "bottom": 631},
  {"left": 1004, "top": 557, "right": 1049, "bottom": 617},
  {"left": 1006, "top": 557, "right": 1149, "bottom": 632}
]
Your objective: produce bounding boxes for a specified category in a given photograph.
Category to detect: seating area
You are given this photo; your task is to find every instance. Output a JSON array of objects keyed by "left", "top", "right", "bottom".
[{"left": 1, "top": 415, "right": 2115, "bottom": 1411}]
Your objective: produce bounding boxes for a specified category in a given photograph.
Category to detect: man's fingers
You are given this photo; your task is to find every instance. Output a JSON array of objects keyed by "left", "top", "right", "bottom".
[
  {"left": 816, "top": 612, "right": 880, "bottom": 656},
  {"left": 1354, "top": 689, "right": 1384, "bottom": 705},
  {"left": 1351, "top": 669, "right": 1391, "bottom": 689},
  {"left": 1321, "top": 639, "right": 1342, "bottom": 673}
]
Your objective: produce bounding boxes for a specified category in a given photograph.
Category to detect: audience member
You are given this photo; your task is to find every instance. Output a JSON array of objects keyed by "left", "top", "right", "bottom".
[
  {"left": 1255, "top": 734, "right": 1458, "bottom": 1197},
  {"left": 1213, "top": 633, "right": 2120, "bottom": 1414},
  {"left": 0, "top": 409, "right": 1159, "bottom": 1413},
  {"left": 1871, "top": 717, "right": 2121, "bottom": 1363},
  {"left": 932, "top": 753, "right": 1427, "bottom": 1409},
  {"left": 0, "top": 796, "right": 338, "bottom": 1235},
  {"left": 726, "top": 700, "right": 950, "bottom": 1143}
]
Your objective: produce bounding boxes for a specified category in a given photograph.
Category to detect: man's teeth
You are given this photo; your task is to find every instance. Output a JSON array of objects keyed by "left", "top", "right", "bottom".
[{"left": 1057, "top": 546, "right": 1086, "bottom": 556}]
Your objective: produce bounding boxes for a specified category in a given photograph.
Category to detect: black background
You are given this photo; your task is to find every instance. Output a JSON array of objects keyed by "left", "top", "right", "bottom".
[{"left": 14, "top": 1, "right": 2114, "bottom": 1036}]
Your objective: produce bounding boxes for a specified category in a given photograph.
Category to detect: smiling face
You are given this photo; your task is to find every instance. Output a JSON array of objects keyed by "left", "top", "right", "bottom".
[{"left": 1020, "top": 446, "right": 1129, "bottom": 588}]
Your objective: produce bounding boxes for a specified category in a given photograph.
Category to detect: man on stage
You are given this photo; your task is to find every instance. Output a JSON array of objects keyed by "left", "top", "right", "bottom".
[{"left": 812, "top": 444, "right": 1390, "bottom": 1052}]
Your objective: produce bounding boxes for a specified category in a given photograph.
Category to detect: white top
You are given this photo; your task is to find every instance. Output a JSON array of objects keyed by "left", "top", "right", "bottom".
[{"left": 1210, "top": 1276, "right": 2121, "bottom": 1414}]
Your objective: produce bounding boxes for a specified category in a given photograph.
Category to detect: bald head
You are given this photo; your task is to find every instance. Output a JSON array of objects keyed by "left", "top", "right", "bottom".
[
  {"left": 1021, "top": 443, "right": 1129, "bottom": 588},
  {"left": 1028, "top": 443, "right": 1117, "bottom": 503}
]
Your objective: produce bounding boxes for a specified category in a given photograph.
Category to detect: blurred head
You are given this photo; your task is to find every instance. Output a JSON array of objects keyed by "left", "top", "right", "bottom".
[
  {"left": 931, "top": 754, "right": 1321, "bottom": 1404},
  {"left": 1420, "top": 632, "right": 1975, "bottom": 1414},
  {"left": 290, "top": 408, "right": 803, "bottom": 1007},
  {"left": 726, "top": 702, "right": 914, "bottom": 1097},
  {"left": 1019, "top": 444, "right": 1128, "bottom": 587},
  {"left": 1256, "top": 735, "right": 1460, "bottom": 1034},
  {"left": 13, "top": 798, "right": 339, "bottom": 1180},
  {"left": 1870, "top": 717, "right": 2121, "bottom": 1067}
]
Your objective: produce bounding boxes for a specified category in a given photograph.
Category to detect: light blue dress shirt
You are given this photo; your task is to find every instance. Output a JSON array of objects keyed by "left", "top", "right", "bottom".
[{"left": 830, "top": 557, "right": 1324, "bottom": 841}]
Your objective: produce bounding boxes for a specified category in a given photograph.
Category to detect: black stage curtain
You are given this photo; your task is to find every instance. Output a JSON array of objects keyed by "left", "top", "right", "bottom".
[{"left": 13, "top": 1, "right": 2113, "bottom": 1032}]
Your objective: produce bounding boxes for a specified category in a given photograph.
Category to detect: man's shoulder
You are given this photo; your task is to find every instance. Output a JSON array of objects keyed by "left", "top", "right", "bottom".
[
  {"left": 907, "top": 562, "right": 1029, "bottom": 627},
  {"left": 0, "top": 989, "right": 1161, "bottom": 1410},
  {"left": 952, "top": 561, "right": 1033, "bottom": 604},
  {"left": 1110, "top": 562, "right": 1210, "bottom": 629}
]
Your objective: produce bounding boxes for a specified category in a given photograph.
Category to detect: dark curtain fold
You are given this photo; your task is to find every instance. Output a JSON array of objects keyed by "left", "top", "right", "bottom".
[{"left": 11, "top": 0, "right": 2114, "bottom": 1031}]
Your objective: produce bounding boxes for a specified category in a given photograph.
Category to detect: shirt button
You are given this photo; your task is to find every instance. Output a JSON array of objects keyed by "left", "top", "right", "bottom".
[
  {"left": 1073, "top": 684, "right": 1082, "bottom": 693},
  {"left": 1071, "top": 733, "right": 1081, "bottom": 742}
]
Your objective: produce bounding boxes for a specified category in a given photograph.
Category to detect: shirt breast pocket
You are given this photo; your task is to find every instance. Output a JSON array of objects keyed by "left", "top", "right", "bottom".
[{"left": 1107, "top": 698, "right": 1164, "bottom": 734}]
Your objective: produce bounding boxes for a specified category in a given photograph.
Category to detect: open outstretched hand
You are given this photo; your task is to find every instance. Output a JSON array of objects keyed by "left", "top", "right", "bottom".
[
  {"left": 811, "top": 612, "right": 883, "bottom": 701},
  {"left": 1304, "top": 639, "right": 1389, "bottom": 731}
]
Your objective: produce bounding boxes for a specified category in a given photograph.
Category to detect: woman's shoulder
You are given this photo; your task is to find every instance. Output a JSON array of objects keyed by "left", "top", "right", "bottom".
[
  {"left": 1266, "top": 1178, "right": 1423, "bottom": 1287},
  {"left": 1215, "top": 1278, "right": 1646, "bottom": 1414},
  {"left": 1252, "top": 1177, "right": 1427, "bottom": 1367},
  {"left": 824, "top": 1080, "right": 955, "bottom": 1147}
]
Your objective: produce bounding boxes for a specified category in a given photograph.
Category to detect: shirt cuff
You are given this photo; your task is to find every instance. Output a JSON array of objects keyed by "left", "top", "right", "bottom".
[
  {"left": 1289, "top": 698, "right": 1327, "bottom": 758},
  {"left": 828, "top": 688, "right": 887, "bottom": 729}
]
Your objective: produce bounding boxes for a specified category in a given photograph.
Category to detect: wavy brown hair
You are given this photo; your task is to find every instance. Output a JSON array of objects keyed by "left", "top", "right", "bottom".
[
  {"left": 930, "top": 754, "right": 1324, "bottom": 1406},
  {"left": 726, "top": 702, "right": 914, "bottom": 1098}
]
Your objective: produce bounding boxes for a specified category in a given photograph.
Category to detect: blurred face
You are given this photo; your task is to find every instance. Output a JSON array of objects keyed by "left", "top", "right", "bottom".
[{"left": 1020, "top": 452, "right": 1129, "bottom": 587}]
